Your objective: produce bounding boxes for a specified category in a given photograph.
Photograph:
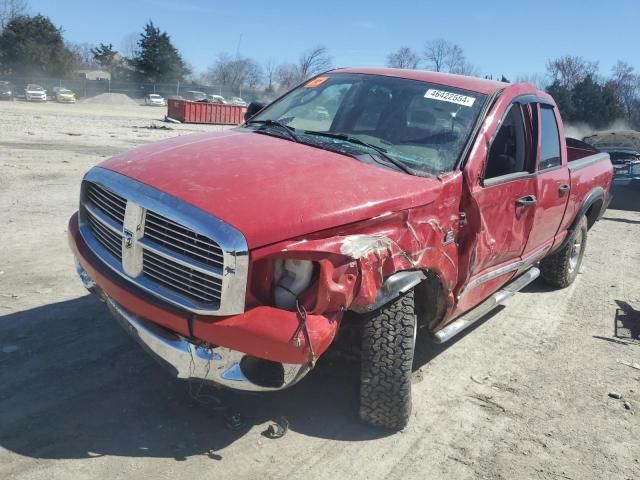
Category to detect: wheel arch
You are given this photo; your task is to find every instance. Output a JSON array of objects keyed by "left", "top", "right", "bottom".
[{"left": 558, "top": 186, "right": 604, "bottom": 251}]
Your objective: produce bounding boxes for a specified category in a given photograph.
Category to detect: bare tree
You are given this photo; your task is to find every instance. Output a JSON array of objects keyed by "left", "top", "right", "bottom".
[
  {"left": 66, "top": 41, "right": 98, "bottom": 69},
  {"left": 263, "top": 58, "right": 277, "bottom": 91},
  {"left": 546, "top": 55, "right": 599, "bottom": 89},
  {"left": 443, "top": 44, "right": 466, "bottom": 73},
  {"left": 514, "top": 73, "right": 550, "bottom": 90},
  {"left": 423, "top": 39, "right": 452, "bottom": 72},
  {"left": 608, "top": 61, "right": 639, "bottom": 121},
  {"left": 298, "top": 45, "right": 332, "bottom": 80},
  {"left": 120, "top": 33, "right": 140, "bottom": 59},
  {"left": 275, "top": 62, "right": 300, "bottom": 91},
  {"left": 386, "top": 47, "right": 419, "bottom": 69},
  {"left": 0, "top": 0, "right": 27, "bottom": 30},
  {"left": 206, "top": 53, "right": 263, "bottom": 93},
  {"left": 422, "top": 39, "right": 476, "bottom": 75}
]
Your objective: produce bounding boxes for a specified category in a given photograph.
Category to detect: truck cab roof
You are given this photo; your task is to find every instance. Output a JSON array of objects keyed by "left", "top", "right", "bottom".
[{"left": 332, "top": 67, "right": 509, "bottom": 95}]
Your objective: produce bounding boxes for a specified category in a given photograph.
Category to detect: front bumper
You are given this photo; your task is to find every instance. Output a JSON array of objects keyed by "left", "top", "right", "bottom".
[
  {"left": 105, "top": 293, "right": 310, "bottom": 391},
  {"left": 68, "top": 212, "right": 340, "bottom": 390}
]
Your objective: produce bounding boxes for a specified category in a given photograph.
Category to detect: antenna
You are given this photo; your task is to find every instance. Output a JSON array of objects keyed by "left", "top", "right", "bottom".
[{"left": 235, "top": 33, "right": 243, "bottom": 58}]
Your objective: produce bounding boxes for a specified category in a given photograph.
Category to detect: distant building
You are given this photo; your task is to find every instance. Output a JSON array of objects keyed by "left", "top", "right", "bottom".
[{"left": 75, "top": 70, "right": 111, "bottom": 81}]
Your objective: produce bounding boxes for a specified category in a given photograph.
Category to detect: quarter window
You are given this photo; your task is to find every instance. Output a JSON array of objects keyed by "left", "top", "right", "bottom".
[{"left": 540, "top": 106, "right": 561, "bottom": 169}]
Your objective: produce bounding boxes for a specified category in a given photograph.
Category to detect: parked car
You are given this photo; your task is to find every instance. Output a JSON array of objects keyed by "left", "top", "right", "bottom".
[
  {"left": 228, "top": 96, "right": 247, "bottom": 106},
  {"left": 207, "top": 94, "right": 227, "bottom": 104},
  {"left": 582, "top": 132, "right": 640, "bottom": 187},
  {"left": 183, "top": 90, "right": 207, "bottom": 102},
  {"left": 24, "top": 84, "right": 47, "bottom": 102},
  {"left": 0, "top": 81, "right": 14, "bottom": 100},
  {"left": 145, "top": 94, "right": 166, "bottom": 106},
  {"left": 54, "top": 88, "right": 76, "bottom": 103},
  {"left": 68, "top": 68, "right": 613, "bottom": 430}
]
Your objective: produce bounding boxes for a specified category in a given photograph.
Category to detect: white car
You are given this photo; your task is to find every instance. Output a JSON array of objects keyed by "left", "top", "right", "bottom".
[
  {"left": 229, "top": 96, "right": 247, "bottom": 106},
  {"left": 145, "top": 94, "right": 166, "bottom": 106},
  {"left": 25, "top": 84, "right": 47, "bottom": 102},
  {"left": 207, "top": 94, "right": 227, "bottom": 104}
]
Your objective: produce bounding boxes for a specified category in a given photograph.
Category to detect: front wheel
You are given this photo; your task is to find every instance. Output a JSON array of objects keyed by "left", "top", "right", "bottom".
[
  {"left": 540, "top": 216, "right": 588, "bottom": 288},
  {"left": 359, "top": 289, "right": 417, "bottom": 429}
]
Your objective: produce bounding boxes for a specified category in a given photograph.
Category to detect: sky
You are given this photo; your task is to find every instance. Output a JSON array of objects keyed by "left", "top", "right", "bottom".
[{"left": 28, "top": 0, "right": 640, "bottom": 80}]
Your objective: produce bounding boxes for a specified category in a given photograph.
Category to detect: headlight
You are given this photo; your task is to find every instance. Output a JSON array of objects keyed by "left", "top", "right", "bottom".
[{"left": 273, "top": 259, "right": 314, "bottom": 310}]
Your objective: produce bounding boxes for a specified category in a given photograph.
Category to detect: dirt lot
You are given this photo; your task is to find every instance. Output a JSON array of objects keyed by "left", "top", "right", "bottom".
[{"left": 1, "top": 100, "right": 639, "bottom": 480}]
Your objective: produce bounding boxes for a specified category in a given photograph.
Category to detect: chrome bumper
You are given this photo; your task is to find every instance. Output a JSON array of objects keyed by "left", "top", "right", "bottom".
[{"left": 75, "top": 261, "right": 309, "bottom": 392}]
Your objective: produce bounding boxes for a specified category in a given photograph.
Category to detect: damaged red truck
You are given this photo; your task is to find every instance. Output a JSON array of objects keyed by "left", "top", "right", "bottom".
[{"left": 68, "top": 68, "right": 613, "bottom": 429}]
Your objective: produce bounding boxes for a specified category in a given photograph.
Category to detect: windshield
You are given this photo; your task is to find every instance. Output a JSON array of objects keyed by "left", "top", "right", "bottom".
[{"left": 250, "top": 73, "right": 486, "bottom": 175}]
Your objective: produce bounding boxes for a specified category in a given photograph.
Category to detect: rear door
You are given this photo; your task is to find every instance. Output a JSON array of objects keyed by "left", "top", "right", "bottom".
[{"left": 523, "top": 104, "right": 570, "bottom": 256}]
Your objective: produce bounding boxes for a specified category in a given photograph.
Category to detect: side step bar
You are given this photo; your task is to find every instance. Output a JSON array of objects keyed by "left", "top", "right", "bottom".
[{"left": 432, "top": 267, "right": 540, "bottom": 344}]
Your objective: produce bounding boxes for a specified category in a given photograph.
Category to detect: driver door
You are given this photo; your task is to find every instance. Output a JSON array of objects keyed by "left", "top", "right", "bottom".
[{"left": 458, "top": 100, "right": 538, "bottom": 311}]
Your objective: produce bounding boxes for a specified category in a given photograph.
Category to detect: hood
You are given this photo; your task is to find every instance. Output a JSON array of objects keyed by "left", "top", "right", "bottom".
[{"left": 99, "top": 130, "right": 443, "bottom": 248}]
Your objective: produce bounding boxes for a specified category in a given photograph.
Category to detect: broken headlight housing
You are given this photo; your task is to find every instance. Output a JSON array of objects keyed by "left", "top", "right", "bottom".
[{"left": 272, "top": 259, "right": 315, "bottom": 310}]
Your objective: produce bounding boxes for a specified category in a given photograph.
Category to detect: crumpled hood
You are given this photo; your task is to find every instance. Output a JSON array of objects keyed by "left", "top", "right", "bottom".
[{"left": 99, "top": 129, "right": 443, "bottom": 248}]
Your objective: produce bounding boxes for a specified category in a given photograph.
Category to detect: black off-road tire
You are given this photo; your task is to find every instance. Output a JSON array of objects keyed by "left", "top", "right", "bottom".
[
  {"left": 540, "top": 216, "right": 588, "bottom": 288},
  {"left": 359, "top": 289, "right": 417, "bottom": 430}
]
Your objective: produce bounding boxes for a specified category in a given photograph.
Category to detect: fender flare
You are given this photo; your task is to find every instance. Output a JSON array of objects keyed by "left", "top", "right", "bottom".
[
  {"left": 364, "top": 270, "right": 426, "bottom": 312},
  {"left": 558, "top": 186, "right": 605, "bottom": 251}
]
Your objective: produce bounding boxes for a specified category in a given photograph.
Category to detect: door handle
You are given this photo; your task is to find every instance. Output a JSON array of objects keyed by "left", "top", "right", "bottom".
[
  {"left": 516, "top": 195, "right": 537, "bottom": 207},
  {"left": 559, "top": 184, "right": 570, "bottom": 195}
]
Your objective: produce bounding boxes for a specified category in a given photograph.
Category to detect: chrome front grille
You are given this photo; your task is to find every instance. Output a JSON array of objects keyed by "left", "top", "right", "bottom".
[
  {"left": 142, "top": 250, "right": 223, "bottom": 303},
  {"left": 144, "top": 211, "right": 224, "bottom": 270},
  {"left": 86, "top": 183, "right": 126, "bottom": 225},
  {"left": 78, "top": 168, "right": 249, "bottom": 315},
  {"left": 86, "top": 208, "right": 123, "bottom": 261}
]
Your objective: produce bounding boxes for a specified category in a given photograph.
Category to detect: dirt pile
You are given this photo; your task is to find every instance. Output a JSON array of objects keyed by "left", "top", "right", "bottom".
[{"left": 80, "top": 93, "right": 139, "bottom": 106}]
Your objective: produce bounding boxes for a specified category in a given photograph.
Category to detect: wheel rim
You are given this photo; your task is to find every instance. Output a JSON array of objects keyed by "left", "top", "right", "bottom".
[{"left": 568, "top": 229, "right": 583, "bottom": 273}]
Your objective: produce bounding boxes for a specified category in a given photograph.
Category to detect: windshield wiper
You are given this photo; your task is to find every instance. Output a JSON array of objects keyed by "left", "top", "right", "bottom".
[
  {"left": 303, "top": 130, "right": 414, "bottom": 175},
  {"left": 246, "top": 119, "right": 299, "bottom": 143}
]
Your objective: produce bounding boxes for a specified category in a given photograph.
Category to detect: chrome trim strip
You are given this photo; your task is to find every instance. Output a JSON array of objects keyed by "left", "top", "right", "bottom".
[
  {"left": 79, "top": 167, "right": 249, "bottom": 316},
  {"left": 462, "top": 244, "right": 550, "bottom": 294}
]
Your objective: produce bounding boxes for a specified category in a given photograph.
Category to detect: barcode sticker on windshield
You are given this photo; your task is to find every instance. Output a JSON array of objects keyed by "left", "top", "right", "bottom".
[{"left": 424, "top": 89, "right": 476, "bottom": 107}]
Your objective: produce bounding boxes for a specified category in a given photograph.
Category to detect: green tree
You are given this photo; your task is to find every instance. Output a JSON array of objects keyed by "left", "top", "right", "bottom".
[
  {"left": 572, "top": 75, "right": 623, "bottom": 129},
  {"left": 91, "top": 42, "right": 117, "bottom": 70},
  {"left": 0, "top": 14, "right": 74, "bottom": 76},
  {"left": 546, "top": 81, "right": 575, "bottom": 122},
  {"left": 132, "top": 22, "right": 189, "bottom": 83}
]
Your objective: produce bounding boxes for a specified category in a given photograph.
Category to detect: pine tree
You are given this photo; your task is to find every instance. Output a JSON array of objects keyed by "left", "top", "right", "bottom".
[
  {"left": 91, "top": 43, "right": 117, "bottom": 70},
  {"left": 132, "top": 22, "right": 189, "bottom": 83}
]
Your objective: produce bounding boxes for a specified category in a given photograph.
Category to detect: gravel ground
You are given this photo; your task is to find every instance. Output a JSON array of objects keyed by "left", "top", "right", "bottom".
[{"left": 1, "top": 100, "right": 639, "bottom": 480}]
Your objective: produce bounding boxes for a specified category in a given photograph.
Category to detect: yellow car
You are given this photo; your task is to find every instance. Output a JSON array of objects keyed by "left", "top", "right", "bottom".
[{"left": 55, "top": 88, "right": 76, "bottom": 103}]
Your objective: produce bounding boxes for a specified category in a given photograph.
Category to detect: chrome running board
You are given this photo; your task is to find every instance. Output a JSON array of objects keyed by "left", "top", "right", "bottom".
[{"left": 433, "top": 267, "right": 540, "bottom": 344}]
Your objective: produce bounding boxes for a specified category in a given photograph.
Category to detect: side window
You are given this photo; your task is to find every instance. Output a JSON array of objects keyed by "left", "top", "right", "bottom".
[
  {"left": 539, "top": 106, "right": 561, "bottom": 169},
  {"left": 484, "top": 104, "right": 530, "bottom": 180}
]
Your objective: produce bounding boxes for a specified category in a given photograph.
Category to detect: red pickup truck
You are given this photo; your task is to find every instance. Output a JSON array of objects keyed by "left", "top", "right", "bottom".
[{"left": 68, "top": 68, "right": 613, "bottom": 429}]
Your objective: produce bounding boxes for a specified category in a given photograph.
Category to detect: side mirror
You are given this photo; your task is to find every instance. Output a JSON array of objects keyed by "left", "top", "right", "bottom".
[{"left": 244, "top": 102, "right": 265, "bottom": 122}]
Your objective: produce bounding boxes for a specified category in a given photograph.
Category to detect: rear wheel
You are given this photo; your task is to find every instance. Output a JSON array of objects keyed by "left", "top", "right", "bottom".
[
  {"left": 359, "top": 289, "right": 416, "bottom": 429},
  {"left": 540, "top": 216, "right": 588, "bottom": 288}
]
